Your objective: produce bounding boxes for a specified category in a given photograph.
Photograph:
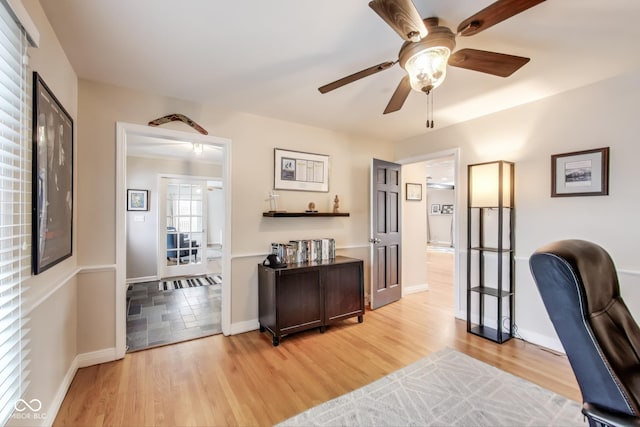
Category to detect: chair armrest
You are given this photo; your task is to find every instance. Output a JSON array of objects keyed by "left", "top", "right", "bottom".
[{"left": 583, "top": 402, "right": 640, "bottom": 427}]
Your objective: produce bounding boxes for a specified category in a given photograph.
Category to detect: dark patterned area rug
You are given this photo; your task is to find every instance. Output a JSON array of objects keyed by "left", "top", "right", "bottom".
[
  {"left": 159, "top": 274, "right": 222, "bottom": 291},
  {"left": 277, "top": 348, "right": 585, "bottom": 427}
]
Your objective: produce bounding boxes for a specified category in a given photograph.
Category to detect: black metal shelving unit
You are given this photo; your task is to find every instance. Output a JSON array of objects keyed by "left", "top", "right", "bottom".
[{"left": 466, "top": 161, "right": 515, "bottom": 344}]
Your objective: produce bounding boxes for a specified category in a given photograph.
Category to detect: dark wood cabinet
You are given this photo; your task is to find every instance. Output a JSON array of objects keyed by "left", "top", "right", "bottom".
[{"left": 258, "top": 256, "right": 364, "bottom": 346}]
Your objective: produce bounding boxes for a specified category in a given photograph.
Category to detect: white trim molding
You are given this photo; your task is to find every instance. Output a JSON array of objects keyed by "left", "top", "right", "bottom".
[{"left": 230, "top": 318, "right": 260, "bottom": 335}]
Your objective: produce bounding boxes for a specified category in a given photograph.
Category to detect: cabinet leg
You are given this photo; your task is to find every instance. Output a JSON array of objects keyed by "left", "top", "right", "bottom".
[
  {"left": 319, "top": 326, "right": 326, "bottom": 333},
  {"left": 272, "top": 336, "right": 279, "bottom": 346},
  {"left": 259, "top": 325, "right": 265, "bottom": 332},
  {"left": 358, "top": 315, "right": 363, "bottom": 323}
]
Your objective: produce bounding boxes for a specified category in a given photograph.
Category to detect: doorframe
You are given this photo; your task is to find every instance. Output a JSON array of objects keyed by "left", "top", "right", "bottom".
[
  {"left": 396, "top": 147, "right": 462, "bottom": 318},
  {"left": 115, "top": 122, "right": 232, "bottom": 358}
]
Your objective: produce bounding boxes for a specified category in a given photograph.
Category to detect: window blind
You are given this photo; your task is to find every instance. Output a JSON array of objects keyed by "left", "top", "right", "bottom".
[{"left": 0, "top": 0, "right": 30, "bottom": 423}]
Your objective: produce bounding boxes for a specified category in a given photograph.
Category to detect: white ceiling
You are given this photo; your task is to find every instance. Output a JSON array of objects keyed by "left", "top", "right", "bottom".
[
  {"left": 126, "top": 135, "right": 224, "bottom": 164},
  {"left": 38, "top": 0, "right": 640, "bottom": 143}
]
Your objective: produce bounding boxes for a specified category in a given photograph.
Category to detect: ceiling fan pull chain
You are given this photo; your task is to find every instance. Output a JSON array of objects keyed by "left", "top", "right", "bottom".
[
  {"left": 425, "top": 93, "right": 430, "bottom": 128},
  {"left": 425, "top": 92, "right": 434, "bottom": 129},
  {"left": 430, "top": 91, "right": 435, "bottom": 128}
]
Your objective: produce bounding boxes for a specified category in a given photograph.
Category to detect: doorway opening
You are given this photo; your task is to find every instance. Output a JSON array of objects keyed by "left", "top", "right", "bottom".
[
  {"left": 398, "top": 148, "right": 461, "bottom": 318},
  {"left": 425, "top": 154, "right": 456, "bottom": 309},
  {"left": 115, "top": 122, "right": 231, "bottom": 358}
]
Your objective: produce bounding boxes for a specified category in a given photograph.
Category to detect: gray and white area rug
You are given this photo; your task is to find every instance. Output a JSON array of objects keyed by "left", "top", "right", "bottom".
[
  {"left": 159, "top": 274, "right": 221, "bottom": 291},
  {"left": 278, "top": 348, "right": 585, "bottom": 427}
]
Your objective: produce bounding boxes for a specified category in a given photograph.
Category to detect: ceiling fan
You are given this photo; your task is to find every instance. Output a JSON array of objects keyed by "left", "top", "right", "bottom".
[{"left": 318, "top": 0, "right": 546, "bottom": 116}]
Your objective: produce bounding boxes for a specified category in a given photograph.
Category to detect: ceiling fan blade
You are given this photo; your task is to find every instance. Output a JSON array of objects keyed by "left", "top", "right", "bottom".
[
  {"left": 318, "top": 61, "right": 396, "bottom": 94},
  {"left": 384, "top": 75, "right": 411, "bottom": 114},
  {"left": 369, "top": 0, "right": 427, "bottom": 42},
  {"left": 449, "top": 49, "right": 530, "bottom": 77},
  {"left": 457, "top": 0, "right": 545, "bottom": 37}
]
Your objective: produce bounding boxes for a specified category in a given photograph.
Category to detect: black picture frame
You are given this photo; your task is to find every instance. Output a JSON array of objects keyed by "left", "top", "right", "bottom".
[
  {"left": 551, "top": 147, "right": 609, "bottom": 197},
  {"left": 441, "top": 204, "right": 454, "bottom": 215},
  {"left": 32, "top": 72, "right": 74, "bottom": 274},
  {"left": 127, "top": 189, "right": 149, "bottom": 211}
]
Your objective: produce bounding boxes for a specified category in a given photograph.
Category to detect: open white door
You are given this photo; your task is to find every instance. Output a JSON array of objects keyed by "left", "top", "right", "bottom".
[{"left": 158, "top": 177, "right": 208, "bottom": 279}]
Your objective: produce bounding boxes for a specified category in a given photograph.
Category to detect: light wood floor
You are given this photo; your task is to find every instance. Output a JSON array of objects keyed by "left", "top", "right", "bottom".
[{"left": 54, "top": 250, "right": 580, "bottom": 426}]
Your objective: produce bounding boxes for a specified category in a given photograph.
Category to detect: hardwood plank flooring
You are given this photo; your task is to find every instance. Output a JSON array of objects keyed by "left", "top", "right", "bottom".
[{"left": 54, "top": 251, "right": 580, "bottom": 426}]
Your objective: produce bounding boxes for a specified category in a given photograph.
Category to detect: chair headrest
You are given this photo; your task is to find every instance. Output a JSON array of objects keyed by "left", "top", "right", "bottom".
[{"left": 533, "top": 239, "right": 619, "bottom": 314}]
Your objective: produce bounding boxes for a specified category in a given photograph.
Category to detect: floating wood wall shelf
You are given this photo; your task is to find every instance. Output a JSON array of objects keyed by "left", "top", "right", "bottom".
[{"left": 262, "top": 212, "right": 350, "bottom": 218}]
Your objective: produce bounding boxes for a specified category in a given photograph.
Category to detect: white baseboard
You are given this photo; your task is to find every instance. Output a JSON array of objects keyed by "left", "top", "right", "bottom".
[
  {"left": 514, "top": 327, "right": 564, "bottom": 354},
  {"left": 42, "top": 347, "right": 118, "bottom": 427},
  {"left": 229, "top": 318, "right": 259, "bottom": 335},
  {"left": 403, "top": 283, "right": 428, "bottom": 296},
  {"left": 454, "top": 309, "right": 564, "bottom": 353},
  {"left": 77, "top": 347, "right": 119, "bottom": 368},
  {"left": 126, "top": 275, "right": 157, "bottom": 284}
]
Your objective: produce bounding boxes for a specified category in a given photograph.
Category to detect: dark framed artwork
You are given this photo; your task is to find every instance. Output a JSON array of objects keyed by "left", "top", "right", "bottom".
[
  {"left": 32, "top": 72, "right": 74, "bottom": 274},
  {"left": 406, "top": 183, "right": 422, "bottom": 201},
  {"left": 127, "top": 189, "right": 149, "bottom": 211},
  {"left": 441, "top": 204, "right": 454, "bottom": 215},
  {"left": 551, "top": 147, "right": 609, "bottom": 197}
]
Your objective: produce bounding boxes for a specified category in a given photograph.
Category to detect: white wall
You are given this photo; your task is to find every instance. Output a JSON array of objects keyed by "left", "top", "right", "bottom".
[
  {"left": 207, "top": 184, "right": 224, "bottom": 245},
  {"left": 427, "top": 188, "right": 454, "bottom": 245},
  {"left": 395, "top": 71, "right": 640, "bottom": 351}
]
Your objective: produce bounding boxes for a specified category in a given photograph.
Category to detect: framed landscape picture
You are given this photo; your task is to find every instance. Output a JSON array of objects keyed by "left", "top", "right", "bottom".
[
  {"left": 32, "top": 72, "right": 74, "bottom": 274},
  {"left": 551, "top": 147, "right": 609, "bottom": 197}
]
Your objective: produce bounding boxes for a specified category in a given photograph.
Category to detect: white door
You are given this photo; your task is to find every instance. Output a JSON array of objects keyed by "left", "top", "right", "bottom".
[{"left": 158, "top": 177, "right": 208, "bottom": 279}]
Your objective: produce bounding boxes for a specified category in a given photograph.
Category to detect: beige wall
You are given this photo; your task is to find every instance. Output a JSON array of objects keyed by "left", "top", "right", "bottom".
[
  {"left": 395, "top": 71, "right": 640, "bottom": 350},
  {"left": 78, "top": 80, "right": 393, "bottom": 330},
  {"left": 401, "top": 162, "right": 428, "bottom": 292}
]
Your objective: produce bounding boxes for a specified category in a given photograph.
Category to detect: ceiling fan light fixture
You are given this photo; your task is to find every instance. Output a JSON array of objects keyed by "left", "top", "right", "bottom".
[
  {"left": 398, "top": 25, "right": 456, "bottom": 94},
  {"left": 404, "top": 46, "right": 450, "bottom": 93}
]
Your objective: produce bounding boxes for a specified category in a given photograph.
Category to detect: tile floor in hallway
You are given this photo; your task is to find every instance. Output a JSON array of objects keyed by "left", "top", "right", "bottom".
[{"left": 126, "top": 279, "right": 222, "bottom": 352}]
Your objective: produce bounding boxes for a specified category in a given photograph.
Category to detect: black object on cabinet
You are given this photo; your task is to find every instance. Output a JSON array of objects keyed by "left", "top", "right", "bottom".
[
  {"left": 258, "top": 256, "right": 364, "bottom": 346},
  {"left": 466, "top": 160, "right": 515, "bottom": 343}
]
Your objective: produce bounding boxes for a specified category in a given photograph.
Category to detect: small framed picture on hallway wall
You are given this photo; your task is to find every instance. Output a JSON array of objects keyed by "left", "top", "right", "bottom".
[
  {"left": 406, "top": 183, "right": 422, "bottom": 201},
  {"left": 127, "top": 189, "right": 149, "bottom": 211}
]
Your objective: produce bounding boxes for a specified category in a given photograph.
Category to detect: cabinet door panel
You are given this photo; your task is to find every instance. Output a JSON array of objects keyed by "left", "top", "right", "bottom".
[
  {"left": 325, "top": 262, "right": 364, "bottom": 322},
  {"left": 277, "top": 269, "right": 323, "bottom": 331}
]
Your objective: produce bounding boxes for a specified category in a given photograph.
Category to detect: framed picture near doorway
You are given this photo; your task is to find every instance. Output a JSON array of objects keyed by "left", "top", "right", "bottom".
[
  {"left": 406, "top": 183, "right": 422, "bottom": 201},
  {"left": 32, "top": 72, "right": 74, "bottom": 274},
  {"left": 127, "top": 189, "right": 149, "bottom": 211}
]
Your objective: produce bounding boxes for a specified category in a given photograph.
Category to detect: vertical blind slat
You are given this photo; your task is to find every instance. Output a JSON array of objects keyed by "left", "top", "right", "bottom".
[{"left": 0, "top": 1, "right": 30, "bottom": 424}]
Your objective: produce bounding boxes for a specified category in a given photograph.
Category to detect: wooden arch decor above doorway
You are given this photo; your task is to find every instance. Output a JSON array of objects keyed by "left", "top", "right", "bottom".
[{"left": 148, "top": 113, "right": 209, "bottom": 135}]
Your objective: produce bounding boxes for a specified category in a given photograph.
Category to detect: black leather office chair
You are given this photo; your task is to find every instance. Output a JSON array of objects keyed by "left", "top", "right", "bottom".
[{"left": 529, "top": 239, "right": 640, "bottom": 427}]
